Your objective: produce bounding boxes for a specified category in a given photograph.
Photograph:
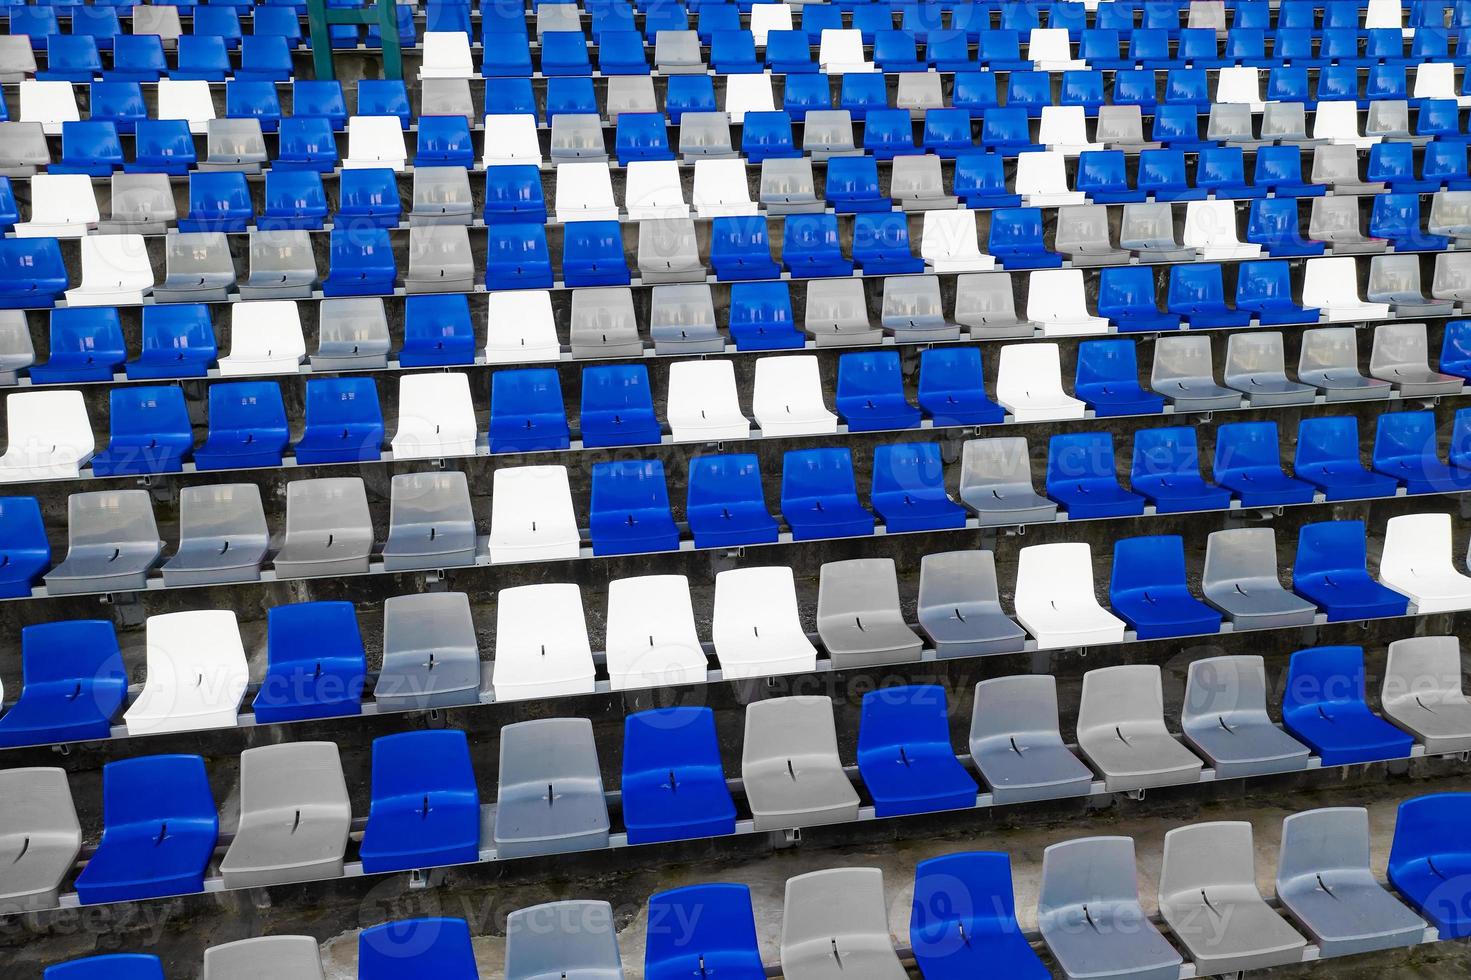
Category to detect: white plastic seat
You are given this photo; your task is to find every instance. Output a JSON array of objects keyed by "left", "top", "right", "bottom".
[
  {"left": 749, "top": 2, "right": 793, "bottom": 44},
  {"left": 604, "top": 574, "right": 708, "bottom": 690},
  {"left": 1314, "top": 100, "right": 1379, "bottom": 148},
  {"left": 1029, "top": 27, "right": 1085, "bottom": 69},
  {"left": 1026, "top": 268, "right": 1110, "bottom": 336},
  {"left": 712, "top": 565, "right": 820, "bottom": 679},
  {"left": 343, "top": 115, "right": 408, "bottom": 171},
  {"left": 724, "top": 73, "right": 777, "bottom": 123},
  {"left": 1379, "top": 512, "right": 1471, "bottom": 613},
  {"left": 1302, "top": 256, "right": 1392, "bottom": 321},
  {"left": 1078, "top": 664, "right": 1205, "bottom": 791},
  {"left": 489, "top": 464, "right": 581, "bottom": 563},
  {"left": 818, "top": 28, "right": 874, "bottom": 72},
  {"left": 752, "top": 355, "right": 837, "bottom": 437},
  {"left": 491, "top": 583, "right": 596, "bottom": 700},
  {"left": 1037, "top": 107, "right": 1102, "bottom": 156},
  {"left": 1015, "top": 541, "right": 1126, "bottom": 648},
  {"left": 1183, "top": 199, "right": 1262, "bottom": 259},
  {"left": 554, "top": 161, "right": 619, "bottom": 223},
  {"left": 390, "top": 371, "right": 478, "bottom": 459},
  {"left": 1215, "top": 66, "right": 1265, "bottom": 111},
  {"left": 15, "top": 173, "right": 98, "bottom": 238},
  {"left": 156, "top": 78, "right": 216, "bottom": 133},
  {"left": 995, "top": 342, "right": 1086, "bottom": 420},
  {"left": 65, "top": 234, "right": 154, "bottom": 307},
  {"left": 1016, "top": 148, "right": 1088, "bottom": 201},
  {"left": 1382, "top": 636, "right": 1471, "bottom": 755},
  {"left": 217, "top": 301, "right": 306, "bottom": 376},
  {"left": 920, "top": 209, "right": 995, "bottom": 272},
  {"left": 483, "top": 114, "right": 543, "bottom": 167},
  {"left": 19, "top": 80, "right": 80, "bottom": 135},
  {"left": 1413, "top": 61, "right": 1467, "bottom": 105},
  {"left": 124, "top": 610, "right": 248, "bottom": 734},
  {"left": 666, "top": 359, "right": 751, "bottom": 442},
  {"left": 624, "top": 160, "right": 688, "bottom": 220},
  {"left": 0, "top": 390, "right": 94, "bottom": 482},
  {"left": 485, "top": 290, "right": 561, "bottom": 363},
  {"left": 1366, "top": 0, "right": 1408, "bottom": 31},
  {"left": 420, "top": 30, "right": 476, "bottom": 78},
  {"left": 693, "top": 157, "right": 758, "bottom": 217}
]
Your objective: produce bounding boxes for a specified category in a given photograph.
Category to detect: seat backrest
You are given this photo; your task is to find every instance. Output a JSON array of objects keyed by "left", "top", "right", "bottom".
[
  {"left": 202, "top": 937, "right": 324, "bottom": 980},
  {"left": 497, "top": 716, "right": 605, "bottom": 798},
  {"left": 1182, "top": 654, "right": 1272, "bottom": 731},
  {"left": 960, "top": 436, "right": 1036, "bottom": 492},
  {"left": 1159, "top": 821, "right": 1259, "bottom": 905},
  {"left": 1078, "top": 664, "right": 1168, "bottom": 736},
  {"left": 968, "top": 674, "right": 1067, "bottom": 751},
  {"left": 1278, "top": 807, "right": 1376, "bottom": 891},
  {"left": 358, "top": 918, "right": 477, "bottom": 979},
  {"left": 743, "top": 695, "right": 843, "bottom": 770},
  {"left": 1038, "top": 836, "right": 1147, "bottom": 921},
  {"left": 782, "top": 868, "right": 892, "bottom": 952},
  {"left": 238, "top": 741, "right": 349, "bottom": 824},
  {"left": 713, "top": 565, "right": 804, "bottom": 642},
  {"left": 1384, "top": 635, "right": 1464, "bottom": 707},
  {"left": 645, "top": 884, "right": 763, "bottom": 980},
  {"left": 66, "top": 489, "right": 160, "bottom": 551},
  {"left": 505, "top": 900, "right": 623, "bottom": 979},
  {"left": 1204, "top": 526, "right": 1284, "bottom": 592},
  {"left": 817, "top": 557, "right": 903, "bottom": 625}
]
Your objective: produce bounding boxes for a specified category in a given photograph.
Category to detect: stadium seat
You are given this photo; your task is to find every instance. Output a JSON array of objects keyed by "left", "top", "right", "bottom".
[
  {"left": 195, "top": 381, "right": 290, "bottom": 471},
  {"left": 44, "top": 490, "right": 161, "bottom": 595},
  {"left": 52, "top": 121, "right": 124, "bottom": 176},
  {"left": 373, "top": 591, "right": 481, "bottom": 709},
  {"left": 1374, "top": 410, "right": 1471, "bottom": 493},
  {"left": 91, "top": 386, "right": 193, "bottom": 477},
  {"left": 0, "top": 621, "right": 125, "bottom": 747},
  {"left": 781, "top": 868, "right": 907, "bottom": 980},
  {"left": 781, "top": 447, "right": 874, "bottom": 540},
  {"left": 1181, "top": 655, "right": 1311, "bottom": 778},
  {"left": 603, "top": 574, "right": 706, "bottom": 690},
  {"left": 742, "top": 697, "right": 859, "bottom": 830},
  {"left": 217, "top": 742, "right": 351, "bottom": 890},
  {"left": 493, "top": 717, "right": 610, "bottom": 857},
  {"left": 752, "top": 355, "right": 837, "bottom": 437},
  {"left": 238, "top": 230, "right": 317, "bottom": 300},
  {"left": 1152, "top": 334, "right": 1242, "bottom": 410},
  {"left": 1098, "top": 266, "right": 1181, "bottom": 332},
  {"left": 1295, "top": 520, "right": 1411, "bottom": 621},
  {"left": 1074, "top": 338, "right": 1166, "bottom": 416},
  {"left": 15, "top": 172, "right": 97, "bottom": 237},
  {"left": 0, "top": 390, "right": 94, "bottom": 481},
  {"left": 817, "top": 557, "right": 923, "bottom": 666},
  {"left": 1079, "top": 664, "right": 1206, "bottom": 791},
  {"left": 588, "top": 459, "right": 679, "bottom": 556},
  {"left": 359, "top": 730, "right": 480, "bottom": 874},
  {"left": 857, "top": 684, "right": 976, "bottom": 815},
  {"left": 1111, "top": 534, "right": 1223, "bottom": 639},
  {"left": 492, "top": 583, "right": 596, "bottom": 700},
  {"left": 1284, "top": 646, "right": 1416, "bottom": 764},
  {"left": 1015, "top": 541, "right": 1126, "bottom": 648},
  {"left": 1378, "top": 512, "right": 1471, "bottom": 613},
  {"left": 359, "top": 918, "right": 478, "bottom": 980},
  {"left": 667, "top": 358, "right": 750, "bottom": 442},
  {"left": 271, "top": 477, "right": 374, "bottom": 580},
  {"left": 30, "top": 308, "right": 125, "bottom": 384},
  {"left": 488, "top": 464, "right": 581, "bottom": 563},
  {"left": 380, "top": 471, "right": 476, "bottom": 574},
  {"left": 1381, "top": 636, "right": 1471, "bottom": 756},
  {"left": 1212, "top": 420, "right": 1316, "bottom": 505},
  {"left": 622, "top": 706, "right": 736, "bottom": 844},
  {"left": 1047, "top": 431, "right": 1148, "bottom": 518},
  {"left": 1202, "top": 526, "right": 1317, "bottom": 630}
]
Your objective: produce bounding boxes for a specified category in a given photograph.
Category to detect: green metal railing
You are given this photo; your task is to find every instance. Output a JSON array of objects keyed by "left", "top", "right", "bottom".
[{"left": 305, "top": 0, "right": 403, "bottom": 81}]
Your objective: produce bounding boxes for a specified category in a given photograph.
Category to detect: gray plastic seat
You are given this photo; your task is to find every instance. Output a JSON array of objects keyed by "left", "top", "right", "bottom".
[
  {"left": 1206, "top": 102, "right": 1261, "bottom": 145},
  {"left": 132, "top": 4, "right": 183, "bottom": 44},
  {"left": 970, "top": 675, "right": 1094, "bottom": 802},
  {"left": 881, "top": 274, "right": 957, "bottom": 341},
  {"left": 678, "top": 111, "right": 736, "bottom": 160},
  {"left": 1297, "top": 326, "right": 1393, "bottom": 400},
  {"left": 1150, "top": 334, "right": 1243, "bottom": 410},
  {"left": 0, "top": 36, "right": 37, "bottom": 82},
  {"left": 1368, "top": 256, "right": 1455, "bottom": 318},
  {"left": 404, "top": 224, "right": 475, "bottom": 294},
  {"left": 493, "top": 717, "right": 610, "bottom": 858},
  {"left": 1276, "top": 807, "right": 1428, "bottom": 958},
  {"left": 1223, "top": 331, "right": 1316, "bottom": 406},
  {"left": 505, "top": 900, "right": 624, "bottom": 980},
  {"left": 410, "top": 166, "right": 474, "bottom": 225},
  {"left": 312, "top": 297, "right": 391, "bottom": 370},
  {"left": 1262, "top": 101, "right": 1317, "bottom": 146},
  {"left": 954, "top": 272, "right": 1036, "bottom": 338},
  {"left": 816, "top": 558, "right": 922, "bottom": 667},
  {"left": 536, "top": 2, "right": 581, "bottom": 33},
  {"left": 570, "top": 286, "right": 643, "bottom": 358},
  {"left": 154, "top": 231, "right": 237, "bottom": 303},
  {"left": 200, "top": 118, "right": 269, "bottom": 172},
  {"left": 420, "top": 78, "right": 474, "bottom": 121},
  {"left": 45, "top": 490, "right": 163, "bottom": 595},
  {"left": 203, "top": 936, "right": 325, "bottom": 980},
  {"left": 605, "top": 76, "right": 657, "bottom": 121},
  {"left": 0, "top": 768, "right": 81, "bottom": 914},
  {"left": 781, "top": 868, "right": 907, "bottom": 980},
  {"left": 374, "top": 591, "right": 482, "bottom": 709},
  {"left": 760, "top": 157, "right": 823, "bottom": 214},
  {"left": 743, "top": 696, "right": 861, "bottom": 830},
  {"left": 959, "top": 437, "right": 1058, "bottom": 524},
  {"left": 1381, "top": 635, "right": 1471, "bottom": 755},
  {"left": 1055, "top": 204, "right": 1130, "bottom": 266},
  {"left": 382, "top": 471, "right": 477, "bottom": 571},
  {"left": 636, "top": 217, "right": 705, "bottom": 283},
  {"left": 219, "top": 742, "right": 352, "bottom": 889},
  {"left": 805, "top": 278, "right": 881, "bottom": 346},
  {"left": 1095, "top": 105, "right": 1159, "bottom": 151},
  {"left": 918, "top": 550, "right": 1026, "bottom": 657},
  {"left": 1159, "top": 822, "right": 1308, "bottom": 974},
  {"left": 1365, "top": 99, "right": 1414, "bottom": 141},
  {"left": 550, "top": 113, "right": 608, "bottom": 162},
  {"left": 1202, "top": 526, "right": 1318, "bottom": 629},
  {"left": 801, "top": 110, "right": 860, "bottom": 159},
  {"left": 889, "top": 154, "right": 956, "bottom": 210},
  {"left": 0, "top": 311, "right": 35, "bottom": 385},
  {"left": 1433, "top": 250, "right": 1471, "bottom": 303},
  {"left": 99, "top": 172, "right": 177, "bottom": 235},
  {"left": 1038, "top": 837, "right": 1184, "bottom": 980},
  {"left": 895, "top": 71, "right": 944, "bottom": 114},
  {"left": 238, "top": 230, "right": 317, "bottom": 300},
  {"left": 1182, "top": 655, "right": 1311, "bottom": 778},
  {"left": 1428, "top": 190, "right": 1471, "bottom": 244},
  {"left": 654, "top": 29, "right": 705, "bottom": 73},
  {"left": 1119, "top": 202, "right": 1196, "bottom": 262},
  {"left": 1187, "top": 0, "right": 1226, "bottom": 29},
  {"left": 162, "top": 484, "right": 270, "bottom": 586},
  {"left": 0, "top": 122, "right": 51, "bottom": 177},
  {"left": 1309, "top": 195, "right": 1385, "bottom": 253},
  {"left": 271, "top": 477, "right": 373, "bottom": 580},
  {"left": 1311, "top": 143, "right": 1377, "bottom": 192},
  {"left": 1370, "top": 321, "right": 1461, "bottom": 394},
  {"left": 1077, "top": 664, "right": 1204, "bottom": 792},
  {"left": 650, "top": 283, "right": 723, "bottom": 354}
]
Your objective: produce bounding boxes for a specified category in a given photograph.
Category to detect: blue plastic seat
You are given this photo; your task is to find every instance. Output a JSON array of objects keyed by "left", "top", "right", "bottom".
[
  {"left": 0, "top": 239, "right": 67, "bottom": 310},
  {"left": 590, "top": 459, "right": 680, "bottom": 555},
  {"left": 980, "top": 106, "right": 1042, "bottom": 155},
  {"left": 1137, "top": 148, "right": 1205, "bottom": 200},
  {"left": 91, "top": 385, "right": 193, "bottom": 476},
  {"left": 192, "top": 4, "right": 242, "bottom": 47},
  {"left": 89, "top": 82, "right": 147, "bottom": 134},
  {"left": 237, "top": 34, "right": 292, "bottom": 80},
  {"left": 254, "top": 6, "right": 306, "bottom": 46},
  {"left": 1046, "top": 432, "right": 1147, "bottom": 518},
  {"left": 1094, "top": 3, "right": 1134, "bottom": 32},
  {"left": 1213, "top": 420, "right": 1316, "bottom": 506},
  {"left": 666, "top": 74, "right": 717, "bottom": 123},
  {"left": 1410, "top": 24, "right": 1449, "bottom": 59},
  {"left": 728, "top": 280, "right": 803, "bottom": 350},
  {"left": 1152, "top": 104, "right": 1208, "bottom": 151},
  {"left": 1224, "top": 27, "right": 1268, "bottom": 65},
  {"left": 782, "top": 447, "right": 874, "bottom": 540},
  {"left": 1130, "top": 426, "right": 1232, "bottom": 512},
  {"left": 359, "top": 730, "right": 480, "bottom": 873},
  {"left": 952, "top": 71, "right": 999, "bottom": 114},
  {"left": 252, "top": 601, "right": 366, "bottom": 722},
  {"left": 74, "top": 755, "right": 218, "bottom": 904},
  {"left": 595, "top": 28, "right": 648, "bottom": 74},
  {"left": 1074, "top": 338, "right": 1164, "bottom": 416},
  {"left": 768, "top": 31, "right": 818, "bottom": 74},
  {"left": 591, "top": 2, "right": 636, "bottom": 37},
  {"left": 838, "top": 73, "right": 889, "bottom": 119},
  {"left": 710, "top": 28, "right": 759, "bottom": 73},
  {"left": 836, "top": 350, "right": 921, "bottom": 431},
  {"left": 1270, "top": 27, "right": 1317, "bottom": 66},
  {"left": 852, "top": 211, "right": 924, "bottom": 274},
  {"left": 579, "top": 364, "right": 662, "bottom": 448},
  {"left": 487, "top": 221, "right": 554, "bottom": 289},
  {"left": 0, "top": 497, "right": 49, "bottom": 599},
  {"left": 1294, "top": 416, "right": 1400, "bottom": 500},
  {"left": 260, "top": 169, "right": 328, "bottom": 230},
  {"left": 1167, "top": 264, "right": 1250, "bottom": 327},
  {"left": 1196, "top": 146, "right": 1262, "bottom": 198},
  {"left": 850, "top": 3, "right": 893, "bottom": 42},
  {"left": 1294, "top": 520, "right": 1410, "bottom": 621},
  {"left": 322, "top": 226, "right": 396, "bottom": 296},
  {"left": 0, "top": 179, "right": 15, "bottom": 235},
  {"left": 622, "top": 706, "right": 736, "bottom": 844},
  {"left": 128, "top": 305, "right": 217, "bottom": 379},
  {"left": 989, "top": 207, "right": 1062, "bottom": 269},
  {"left": 545, "top": 78, "right": 598, "bottom": 119},
  {"left": 858, "top": 685, "right": 977, "bottom": 817},
  {"left": 0, "top": 620, "right": 126, "bottom": 746},
  {"left": 874, "top": 28, "right": 926, "bottom": 72},
  {"left": 782, "top": 213, "right": 853, "bottom": 278},
  {"left": 646, "top": 884, "right": 765, "bottom": 980},
  {"left": 483, "top": 32, "right": 533, "bottom": 75},
  {"left": 1097, "top": 266, "right": 1181, "bottom": 332},
  {"left": 861, "top": 108, "right": 917, "bottom": 160},
  {"left": 921, "top": 107, "right": 976, "bottom": 157},
  {"left": 1320, "top": 32, "right": 1364, "bottom": 72},
  {"left": 1129, "top": 28, "right": 1172, "bottom": 67},
  {"left": 1247, "top": 198, "right": 1325, "bottom": 257},
  {"left": 31, "top": 308, "right": 126, "bottom": 383},
  {"left": 711, "top": 216, "right": 779, "bottom": 281},
  {"left": 1255, "top": 145, "right": 1323, "bottom": 197},
  {"left": 426, "top": 0, "right": 471, "bottom": 32},
  {"left": 617, "top": 112, "right": 674, "bottom": 165},
  {"left": 872, "top": 441, "right": 967, "bottom": 531},
  {"left": 978, "top": 27, "right": 1027, "bottom": 69},
  {"left": 1422, "top": 141, "right": 1471, "bottom": 190},
  {"left": 1178, "top": 28, "right": 1224, "bottom": 67},
  {"left": 1235, "top": 259, "right": 1319, "bottom": 324},
  {"left": 1110, "top": 534, "right": 1223, "bottom": 638},
  {"left": 1006, "top": 71, "right": 1053, "bottom": 118},
  {"left": 642, "top": 3, "right": 687, "bottom": 40},
  {"left": 401, "top": 294, "right": 475, "bottom": 366},
  {"left": 1370, "top": 193, "right": 1451, "bottom": 250},
  {"left": 1112, "top": 69, "right": 1159, "bottom": 112},
  {"left": 953, "top": 153, "right": 1023, "bottom": 208},
  {"left": 696, "top": 2, "right": 740, "bottom": 41},
  {"left": 179, "top": 171, "right": 254, "bottom": 233},
  {"left": 293, "top": 79, "right": 348, "bottom": 130},
  {"left": 295, "top": 377, "right": 384, "bottom": 463},
  {"left": 485, "top": 165, "right": 547, "bottom": 222},
  {"left": 195, "top": 381, "right": 290, "bottom": 471},
  {"left": 1076, "top": 150, "right": 1142, "bottom": 203},
  {"left": 1388, "top": 795, "right": 1471, "bottom": 940},
  {"left": 910, "top": 852, "right": 1050, "bottom": 980},
  {"left": 1283, "top": 646, "right": 1416, "bottom": 765},
  {"left": 1416, "top": 98, "right": 1463, "bottom": 141},
  {"left": 798, "top": 2, "right": 842, "bottom": 43},
  {"left": 1375, "top": 410, "right": 1471, "bottom": 493},
  {"left": 41, "top": 35, "right": 102, "bottom": 82},
  {"left": 224, "top": 80, "right": 282, "bottom": 134},
  {"left": 415, "top": 115, "right": 475, "bottom": 169},
  {"left": 486, "top": 79, "right": 538, "bottom": 121},
  {"left": 563, "top": 220, "right": 631, "bottom": 287},
  {"left": 687, "top": 453, "right": 780, "bottom": 547},
  {"left": 128, "top": 118, "right": 198, "bottom": 176},
  {"left": 1443, "top": 320, "right": 1471, "bottom": 380},
  {"left": 489, "top": 367, "right": 570, "bottom": 454},
  {"left": 175, "top": 34, "right": 231, "bottom": 80},
  {"left": 9, "top": 6, "right": 59, "bottom": 50},
  {"left": 357, "top": 79, "right": 412, "bottom": 127},
  {"left": 541, "top": 29, "right": 592, "bottom": 74},
  {"left": 1079, "top": 30, "right": 1127, "bottom": 70},
  {"left": 926, "top": 28, "right": 976, "bottom": 70},
  {"left": 106, "top": 34, "right": 167, "bottom": 82}
]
